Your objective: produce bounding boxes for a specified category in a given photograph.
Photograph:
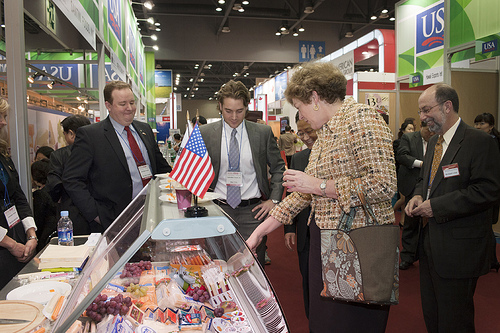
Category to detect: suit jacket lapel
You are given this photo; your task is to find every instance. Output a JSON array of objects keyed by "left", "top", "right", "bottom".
[
  {"left": 246, "top": 120, "right": 262, "bottom": 177},
  {"left": 103, "top": 117, "right": 129, "bottom": 172},
  {"left": 211, "top": 121, "right": 223, "bottom": 184},
  {"left": 133, "top": 121, "right": 155, "bottom": 173},
  {"left": 415, "top": 132, "right": 424, "bottom": 160}
]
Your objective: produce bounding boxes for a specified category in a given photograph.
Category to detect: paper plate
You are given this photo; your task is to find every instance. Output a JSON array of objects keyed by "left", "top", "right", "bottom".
[
  {"left": 159, "top": 192, "right": 221, "bottom": 203},
  {"left": 6, "top": 281, "right": 72, "bottom": 305},
  {"left": 155, "top": 173, "right": 170, "bottom": 179}
]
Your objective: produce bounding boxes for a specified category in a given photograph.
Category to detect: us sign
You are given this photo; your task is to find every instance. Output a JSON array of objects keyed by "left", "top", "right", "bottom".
[{"left": 415, "top": 1, "right": 444, "bottom": 55}]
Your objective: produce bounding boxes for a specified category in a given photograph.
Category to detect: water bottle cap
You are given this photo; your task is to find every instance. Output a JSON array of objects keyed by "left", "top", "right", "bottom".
[{"left": 61, "top": 211, "right": 69, "bottom": 217}]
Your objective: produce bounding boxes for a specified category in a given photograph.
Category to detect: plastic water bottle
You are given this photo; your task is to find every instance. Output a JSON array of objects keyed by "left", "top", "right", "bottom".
[{"left": 57, "top": 211, "right": 74, "bottom": 246}]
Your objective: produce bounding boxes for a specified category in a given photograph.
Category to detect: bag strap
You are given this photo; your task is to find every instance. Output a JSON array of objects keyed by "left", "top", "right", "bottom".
[{"left": 353, "top": 177, "right": 379, "bottom": 226}]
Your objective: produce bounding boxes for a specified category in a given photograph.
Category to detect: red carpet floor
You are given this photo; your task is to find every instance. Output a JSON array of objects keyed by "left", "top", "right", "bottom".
[{"left": 264, "top": 217, "right": 500, "bottom": 332}]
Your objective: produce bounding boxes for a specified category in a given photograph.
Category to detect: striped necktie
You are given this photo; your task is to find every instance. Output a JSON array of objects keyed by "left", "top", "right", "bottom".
[{"left": 226, "top": 128, "right": 241, "bottom": 209}]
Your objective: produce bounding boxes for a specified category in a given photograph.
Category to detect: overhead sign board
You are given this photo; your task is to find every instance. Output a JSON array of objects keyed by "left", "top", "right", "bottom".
[{"left": 299, "top": 41, "right": 326, "bottom": 62}]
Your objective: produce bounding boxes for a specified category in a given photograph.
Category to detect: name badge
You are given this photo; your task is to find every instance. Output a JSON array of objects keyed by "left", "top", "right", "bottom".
[
  {"left": 442, "top": 163, "right": 460, "bottom": 178},
  {"left": 138, "top": 164, "right": 153, "bottom": 181},
  {"left": 4, "top": 204, "right": 21, "bottom": 229},
  {"left": 226, "top": 171, "right": 243, "bottom": 187}
]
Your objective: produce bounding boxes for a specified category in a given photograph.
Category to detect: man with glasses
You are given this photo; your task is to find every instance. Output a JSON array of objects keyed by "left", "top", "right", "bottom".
[{"left": 405, "top": 84, "right": 500, "bottom": 332}]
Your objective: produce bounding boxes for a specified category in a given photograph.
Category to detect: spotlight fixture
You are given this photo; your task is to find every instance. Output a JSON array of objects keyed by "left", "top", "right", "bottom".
[
  {"left": 275, "top": 30, "right": 281, "bottom": 36},
  {"left": 132, "top": 1, "right": 154, "bottom": 10},
  {"left": 218, "top": 0, "right": 225, "bottom": 4},
  {"left": 153, "top": 45, "right": 159, "bottom": 51},
  {"left": 27, "top": 72, "right": 41, "bottom": 84},
  {"left": 379, "top": 8, "right": 389, "bottom": 19},
  {"left": 389, "top": 17, "right": 395, "bottom": 21},
  {"left": 222, "top": 21, "right": 230, "bottom": 33},
  {"left": 304, "top": 6, "right": 314, "bottom": 14},
  {"left": 216, "top": 6, "right": 222, "bottom": 11},
  {"left": 242, "top": 0, "right": 249, "bottom": 4},
  {"left": 142, "top": 34, "right": 158, "bottom": 40},
  {"left": 137, "top": 17, "right": 155, "bottom": 25},
  {"left": 298, "top": 25, "right": 305, "bottom": 32},
  {"left": 155, "top": 22, "right": 160, "bottom": 26},
  {"left": 292, "top": 29, "right": 298, "bottom": 37},
  {"left": 370, "top": 14, "right": 377, "bottom": 20},
  {"left": 155, "top": 27, "right": 161, "bottom": 31},
  {"left": 47, "top": 81, "right": 55, "bottom": 89}
]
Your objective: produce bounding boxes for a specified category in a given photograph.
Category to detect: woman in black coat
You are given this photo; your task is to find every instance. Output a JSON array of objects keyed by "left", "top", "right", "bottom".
[{"left": 0, "top": 98, "right": 37, "bottom": 289}]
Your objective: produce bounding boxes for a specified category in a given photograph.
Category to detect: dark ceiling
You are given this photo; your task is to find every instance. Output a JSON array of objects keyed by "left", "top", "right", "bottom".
[{"left": 132, "top": 0, "right": 398, "bottom": 100}]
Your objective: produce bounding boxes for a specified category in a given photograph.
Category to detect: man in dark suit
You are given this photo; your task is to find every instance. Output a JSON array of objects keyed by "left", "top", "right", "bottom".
[
  {"left": 63, "top": 81, "right": 171, "bottom": 232},
  {"left": 200, "top": 80, "right": 285, "bottom": 267},
  {"left": 397, "top": 121, "right": 434, "bottom": 270},
  {"left": 406, "top": 84, "right": 500, "bottom": 332},
  {"left": 284, "top": 115, "right": 317, "bottom": 318}
]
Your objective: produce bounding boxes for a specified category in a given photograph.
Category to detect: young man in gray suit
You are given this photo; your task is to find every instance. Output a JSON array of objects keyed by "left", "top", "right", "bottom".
[
  {"left": 406, "top": 84, "right": 500, "bottom": 332},
  {"left": 200, "top": 80, "right": 285, "bottom": 267}
]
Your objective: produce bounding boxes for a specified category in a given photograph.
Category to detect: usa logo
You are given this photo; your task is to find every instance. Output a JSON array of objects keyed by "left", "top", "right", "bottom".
[
  {"left": 482, "top": 40, "right": 498, "bottom": 54},
  {"left": 412, "top": 76, "right": 421, "bottom": 84},
  {"left": 416, "top": 1, "right": 444, "bottom": 54}
]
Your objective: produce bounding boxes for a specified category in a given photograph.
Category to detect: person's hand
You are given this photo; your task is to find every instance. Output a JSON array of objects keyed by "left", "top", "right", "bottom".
[
  {"left": 409, "top": 199, "right": 434, "bottom": 218},
  {"left": 8, "top": 242, "right": 26, "bottom": 262},
  {"left": 246, "top": 232, "right": 264, "bottom": 255},
  {"left": 252, "top": 199, "right": 276, "bottom": 220},
  {"left": 284, "top": 233, "right": 296, "bottom": 251},
  {"left": 405, "top": 195, "right": 423, "bottom": 217},
  {"left": 22, "top": 238, "right": 37, "bottom": 263}
]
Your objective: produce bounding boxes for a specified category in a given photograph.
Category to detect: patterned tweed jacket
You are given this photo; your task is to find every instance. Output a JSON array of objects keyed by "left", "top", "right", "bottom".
[{"left": 270, "top": 97, "right": 397, "bottom": 230}]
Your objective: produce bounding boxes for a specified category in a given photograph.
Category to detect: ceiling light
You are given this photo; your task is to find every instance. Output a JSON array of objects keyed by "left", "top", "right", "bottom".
[
  {"left": 155, "top": 22, "right": 160, "bottom": 26},
  {"left": 242, "top": 0, "right": 249, "bottom": 4},
  {"left": 379, "top": 11, "right": 389, "bottom": 19},
  {"left": 174, "top": 87, "right": 177, "bottom": 91},
  {"left": 0, "top": 24, "right": 5, "bottom": 28},
  {"left": 222, "top": 26, "right": 230, "bottom": 33},
  {"left": 77, "top": 96, "right": 82, "bottom": 101},
  {"left": 345, "top": 31, "right": 354, "bottom": 38},
  {"left": 292, "top": 29, "right": 298, "bottom": 37},
  {"left": 298, "top": 25, "right": 305, "bottom": 32},
  {"left": 144, "top": 1, "right": 154, "bottom": 10},
  {"left": 233, "top": 3, "right": 242, "bottom": 11},
  {"left": 151, "top": 34, "right": 157, "bottom": 40},
  {"left": 47, "top": 81, "right": 55, "bottom": 89},
  {"left": 389, "top": 17, "right": 395, "bottom": 21},
  {"left": 216, "top": 6, "right": 222, "bottom": 11},
  {"left": 27, "top": 73, "right": 41, "bottom": 84},
  {"left": 381, "top": 9, "right": 389, "bottom": 14},
  {"left": 189, "top": 78, "right": 194, "bottom": 82},
  {"left": 238, "top": 7, "right": 244, "bottom": 12},
  {"left": 362, "top": 51, "right": 369, "bottom": 55},
  {"left": 371, "top": 15, "right": 377, "bottom": 20},
  {"left": 280, "top": 25, "right": 287, "bottom": 32},
  {"left": 153, "top": 45, "right": 159, "bottom": 51},
  {"left": 155, "top": 28, "right": 161, "bottom": 31},
  {"left": 275, "top": 30, "right": 281, "bottom": 36},
  {"left": 184, "top": 95, "right": 187, "bottom": 98},
  {"left": 304, "top": 6, "right": 314, "bottom": 14},
  {"left": 176, "top": 74, "right": 180, "bottom": 77},
  {"left": 218, "top": 0, "right": 225, "bottom": 3},
  {"left": 187, "top": 88, "right": 190, "bottom": 91}
]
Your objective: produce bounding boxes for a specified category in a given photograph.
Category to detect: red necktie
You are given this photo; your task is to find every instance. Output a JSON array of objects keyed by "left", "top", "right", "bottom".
[{"left": 124, "top": 126, "right": 149, "bottom": 187}]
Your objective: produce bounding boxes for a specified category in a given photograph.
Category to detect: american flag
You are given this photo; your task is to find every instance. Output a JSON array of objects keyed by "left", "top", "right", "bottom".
[{"left": 169, "top": 123, "right": 214, "bottom": 198}]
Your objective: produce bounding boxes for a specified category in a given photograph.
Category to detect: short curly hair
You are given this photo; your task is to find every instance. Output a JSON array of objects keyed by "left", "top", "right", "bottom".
[
  {"left": 285, "top": 61, "right": 346, "bottom": 105},
  {"left": 216, "top": 80, "right": 250, "bottom": 112}
]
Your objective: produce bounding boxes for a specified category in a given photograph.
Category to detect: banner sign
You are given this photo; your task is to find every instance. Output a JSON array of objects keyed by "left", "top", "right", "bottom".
[
  {"left": 128, "top": 25, "right": 136, "bottom": 70},
  {"left": 299, "top": 41, "right": 326, "bottom": 62},
  {"left": 330, "top": 51, "right": 354, "bottom": 79},
  {"left": 52, "top": 0, "right": 96, "bottom": 49},
  {"left": 111, "top": 50, "right": 126, "bottom": 81},
  {"left": 30, "top": 63, "right": 79, "bottom": 87},
  {"left": 475, "top": 33, "right": 500, "bottom": 60},
  {"left": 396, "top": 0, "right": 444, "bottom": 79},
  {"left": 409, "top": 72, "right": 423, "bottom": 88},
  {"left": 274, "top": 72, "right": 287, "bottom": 101},
  {"left": 108, "top": 0, "right": 122, "bottom": 44}
]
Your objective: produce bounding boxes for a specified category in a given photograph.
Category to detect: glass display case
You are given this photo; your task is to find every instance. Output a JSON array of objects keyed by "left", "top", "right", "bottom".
[{"left": 52, "top": 178, "right": 289, "bottom": 333}]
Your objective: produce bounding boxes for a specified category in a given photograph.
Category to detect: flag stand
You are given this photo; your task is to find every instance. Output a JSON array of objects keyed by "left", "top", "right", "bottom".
[{"left": 184, "top": 194, "right": 208, "bottom": 217}]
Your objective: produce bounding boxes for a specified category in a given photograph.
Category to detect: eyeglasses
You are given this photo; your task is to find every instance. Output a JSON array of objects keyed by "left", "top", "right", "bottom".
[
  {"left": 297, "top": 128, "right": 315, "bottom": 137},
  {"left": 417, "top": 101, "right": 446, "bottom": 116}
]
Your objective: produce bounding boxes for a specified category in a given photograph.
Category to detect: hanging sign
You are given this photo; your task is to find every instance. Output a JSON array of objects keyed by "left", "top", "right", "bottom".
[{"left": 475, "top": 33, "right": 500, "bottom": 60}]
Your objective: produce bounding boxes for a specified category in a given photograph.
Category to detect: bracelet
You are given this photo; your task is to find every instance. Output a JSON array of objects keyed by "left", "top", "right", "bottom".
[{"left": 27, "top": 235, "right": 38, "bottom": 242}]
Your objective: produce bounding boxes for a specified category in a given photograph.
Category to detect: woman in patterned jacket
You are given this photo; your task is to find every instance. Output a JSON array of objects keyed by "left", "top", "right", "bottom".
[{"left": 247, "top": 61, "right": 397, "bottom": 332}]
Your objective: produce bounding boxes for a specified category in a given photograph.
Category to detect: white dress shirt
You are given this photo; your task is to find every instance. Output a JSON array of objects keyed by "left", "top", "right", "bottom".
[
  {"left": 215, "top": 120, "right": 261, "bottom": 200},
  {"left": 110, "top": 117, "right": 152, "bottom": 198}
]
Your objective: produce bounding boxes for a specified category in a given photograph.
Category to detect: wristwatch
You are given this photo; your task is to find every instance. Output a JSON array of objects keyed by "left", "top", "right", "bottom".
[
  {"left": 27, "top": 235, "right": 38, "bottom": 242},
  {"left": 271, "top": 199, "right": 280, "bottom": 204},
  {"left": 319, "top": 179, "right": 328, "bottom": 197}
]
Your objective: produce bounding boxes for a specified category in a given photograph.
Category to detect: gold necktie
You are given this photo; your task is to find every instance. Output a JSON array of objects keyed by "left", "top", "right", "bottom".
[
  {"left": 423, "top": 135, "right": 444, "bottom": 227},
  {"left": 429, "top": 135, "right": 444, "bottom": 186}
]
